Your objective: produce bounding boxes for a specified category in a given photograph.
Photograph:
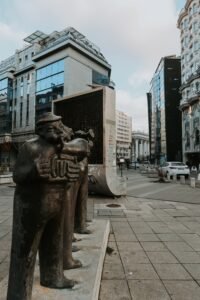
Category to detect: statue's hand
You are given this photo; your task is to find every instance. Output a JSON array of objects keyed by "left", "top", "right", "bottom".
[
  {"left": 66, "top": 160, "right": 80, "bottom": 182},
  {"left": 36, "top": 157, "right": 51, "bottom": 180}
]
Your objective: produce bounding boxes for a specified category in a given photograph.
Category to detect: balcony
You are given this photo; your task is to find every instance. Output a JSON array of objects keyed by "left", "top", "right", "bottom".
[
  {"left": 179, "top": 98, "right": 189, "bottom": 110},
  {"left": 180, "top": 73, "right": 200, "bottom": 91},
  {"left": 188, "top": 94, "right": 199, "bottom": 103},
  {"left": 195, "top": 90, "right": 200, "bottom": 96},
  {"left": 197, "top": 66, "right": 200, "bottom": 75},
  {"left": 180, "top": 81, "right": 190, "bottom": 91}
]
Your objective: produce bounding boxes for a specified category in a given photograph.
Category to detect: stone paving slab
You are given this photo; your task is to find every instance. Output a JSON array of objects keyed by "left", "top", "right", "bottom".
[
  {"left": 163, "top": 280, "right": 200, "bottom": 300},
  {"left": 124, "top": 263, "right": 159, "bottom": 280},
  {"left": 146, "top": 251, "right": 179, "bottom": 264},
  {"left": 128, "top": 279, "right": 171, "bottom": 300},
  {"left": 153, "top": 264, "right": 192, "bottom": 280},
  {"left": 99, "top": 280, "right": 131, "bottom": 300}
]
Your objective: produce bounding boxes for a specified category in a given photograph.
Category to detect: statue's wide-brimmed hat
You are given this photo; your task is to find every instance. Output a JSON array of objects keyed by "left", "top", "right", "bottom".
[{"left": 36, "top": 112, "right": 62, "bottom": 126}]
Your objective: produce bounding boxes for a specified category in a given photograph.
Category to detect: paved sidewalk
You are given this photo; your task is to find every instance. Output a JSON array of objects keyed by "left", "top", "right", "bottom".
[
  {"left": 96, "top": 195, "right": 200, "bottom": 300},
  {"left": 0, "top": 185, "right": 13, "bottom": 282}
]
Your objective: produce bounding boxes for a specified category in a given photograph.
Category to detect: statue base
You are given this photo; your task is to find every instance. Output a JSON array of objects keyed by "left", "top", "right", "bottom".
[{"left": 0, "top": 219, "right": 110, "bottom": 300}]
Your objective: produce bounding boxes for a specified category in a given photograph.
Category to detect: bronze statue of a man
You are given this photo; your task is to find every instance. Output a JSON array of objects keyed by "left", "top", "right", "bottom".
[
  {"left": 61, "top": 127, "right": 94, "bottom": 269},
  {"left": 7, "top": 113, "right": 88, "bottom": 300},
  {"left": 72, "top": 129, "right": 94, "bottom": 235}
]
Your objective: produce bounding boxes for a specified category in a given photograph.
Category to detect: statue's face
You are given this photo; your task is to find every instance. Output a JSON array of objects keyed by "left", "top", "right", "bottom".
[{"left": 40, "top": 120, "right": 63, "bottom": 143}]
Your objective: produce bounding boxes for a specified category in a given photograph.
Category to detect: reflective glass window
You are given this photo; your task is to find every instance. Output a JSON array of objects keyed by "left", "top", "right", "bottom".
[
  {"left": 0, "top": 78, "right": 8, "bottom": 91},
  {"left": 36, "top": 59, "right": 64, "bottom": 93},
  {"left": 36, "top": 59, "right": 64, "bottom": 81},
  {"left": 36, "top": 60, "right": 64, "bottom": 118},
  {"left": 36, "top": 73, "right": 64, "bottom": 92},
  {"left": 37, "top": 69, "right": 42, "bottom": 80},
  {"left": 52, "top": 62, "right": 58, "bottom": 74}
]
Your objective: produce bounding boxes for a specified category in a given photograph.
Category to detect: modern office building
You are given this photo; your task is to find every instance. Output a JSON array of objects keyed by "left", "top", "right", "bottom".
[
  {"left": 147, "top": 56, "right": 182, "bottom": 164},
  {"left": 131, "top": 131, "right": 149, "bottom": 162},
  {"left": 116, "top": 110, "right": 132, "bottom": 161},
  {"left": 0, "top": 27, "right": 113, "bottom": 169},
  {"left": 177, "top": 0, "right": 200, "bottom": 166}
]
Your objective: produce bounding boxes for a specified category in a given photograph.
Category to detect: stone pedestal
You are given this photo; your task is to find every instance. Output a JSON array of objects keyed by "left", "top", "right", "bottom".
[{"left": 0, "top": 219, "right": 110, "bottom": 300}]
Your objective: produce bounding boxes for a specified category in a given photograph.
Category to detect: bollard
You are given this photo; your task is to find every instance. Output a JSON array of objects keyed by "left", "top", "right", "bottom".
[
  {"left": 180, "top": 175, "right": 185, "bottom": 184},
  {"left": 198, "top": 173, "right": 200, "bottom": 181},
  {"left": 167, "top": 173, "right": 171, "bottom": 181},
  {"left": 173, "top": 174, "right": 177, "bottom": 182},
  {"left": 190, "top": 177, "right": 196, "bottom": 188}
]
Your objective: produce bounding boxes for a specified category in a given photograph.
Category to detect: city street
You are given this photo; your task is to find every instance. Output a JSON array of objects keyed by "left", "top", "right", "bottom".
[
  {"left": 126, "top": 170, "right": 200, "bottom": 204},
  {"left": 1, "top": 171, "right": 200, "bottom": 299}
]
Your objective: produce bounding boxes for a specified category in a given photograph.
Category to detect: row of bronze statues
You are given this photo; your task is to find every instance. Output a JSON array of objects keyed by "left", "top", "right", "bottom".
[{"left": 7, "top": 112, "right": 95, "bottom": 300}]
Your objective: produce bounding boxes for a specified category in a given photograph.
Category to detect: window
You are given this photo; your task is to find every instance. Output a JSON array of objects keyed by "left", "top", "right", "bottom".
[
  {"left": 195, "top": 129, "right": 199, "bottom": 145},
  {"left": 20, "top": 102, "right": 23, "bottom": 127},
  {"left": 184, "top": 18, "right": 188, "bottom": 29},
  {"left": 13, "top": 111, "right": 16, "bottom": 128},
  {"left": 193, "top": 22, "right": 198, "bottom": 33},
  {"left": 184, "top": 36, "right": 189, "bottom": 46},
  {"left": 92, "top": 70, "right": 110, "bottom": 85},
  {"left": 36, "top": 59, "right": 64, "bottom": 81},
  {"left": 9, "top": 99, "right": 13, "bottom": 112},
  {"left": 25, "top": 55, "right": 28, "bottom": 61},
  {"left": 193, "top": 3, "right": 198, "bottom": 14},
  {"left": 191, "top": 65, "right": 195, "bottom": 74},
  {"left": 0, "top": 78, "right": 8, "bottom": 90},
  {"left": 196, "top": 82, "right": 200, "bottom": 91},
  {"left": 27, "top": 73, "right": 30, "bottom": 94},
  {"left": 20, "top": 86, "right": 24, "bottom": 97},
  {"left": 26, "top": 95, "right": 29, "bottom": 126},
  {"left": 0, "top": 78, "right": 8, "bottom": 99},
  {"left": 194, "top": 41, "right": 199, "bottom": 52}
]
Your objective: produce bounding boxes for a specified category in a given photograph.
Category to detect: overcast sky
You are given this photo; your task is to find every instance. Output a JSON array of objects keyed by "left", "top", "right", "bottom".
[{"left": 0, "top": 0, "right": 185, "bottom": 132}]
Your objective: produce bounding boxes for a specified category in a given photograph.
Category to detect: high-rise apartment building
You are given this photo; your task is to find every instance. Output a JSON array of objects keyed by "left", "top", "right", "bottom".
[
  {"left": 147, "top": 56, "right": 182, "bottom": 164},
  {"left": 116, "top": 110, "right": 132, "bottom": 161},
  {"left": 0, "top": 27, "right": 113, "bottom": 168},
  {"left": 177, "top": 0, "right": 200, "bottom": 166}
]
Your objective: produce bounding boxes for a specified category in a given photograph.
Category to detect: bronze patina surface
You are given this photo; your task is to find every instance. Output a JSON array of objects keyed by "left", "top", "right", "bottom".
[{"left": 7, "top": 113, "right": 93, "bottom": 300}]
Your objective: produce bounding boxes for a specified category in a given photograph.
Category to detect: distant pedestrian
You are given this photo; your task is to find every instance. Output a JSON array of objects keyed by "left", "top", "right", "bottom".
[{"left": 191, "top": 165, "right": 197, "bottom": 172}]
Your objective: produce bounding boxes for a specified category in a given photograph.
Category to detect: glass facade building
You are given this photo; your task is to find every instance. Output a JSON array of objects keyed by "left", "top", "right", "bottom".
[
  {"left": 147, "top": 56, "right": 182, "bottom": 164},
  {"left": 0, "top": 27, "right": 112, "bottom": 169}
]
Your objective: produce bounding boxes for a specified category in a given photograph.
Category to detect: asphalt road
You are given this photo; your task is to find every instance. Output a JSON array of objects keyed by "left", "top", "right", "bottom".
[{"left": 124, "top": 169, "right": 200, "bottom": 205}]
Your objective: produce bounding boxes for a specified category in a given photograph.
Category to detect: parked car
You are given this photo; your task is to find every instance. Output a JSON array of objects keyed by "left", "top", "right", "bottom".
[{"left": 160, "top": 162, "right": 190, "bottom": 178}]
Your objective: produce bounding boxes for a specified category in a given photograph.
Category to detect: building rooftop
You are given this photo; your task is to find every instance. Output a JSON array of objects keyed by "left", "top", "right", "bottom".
[
  {"left": 0, "top": 27, "right": 110, "bottom": 74},
  {"left": 25, "top": 27, "right": 109, "bottom": 64}
]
